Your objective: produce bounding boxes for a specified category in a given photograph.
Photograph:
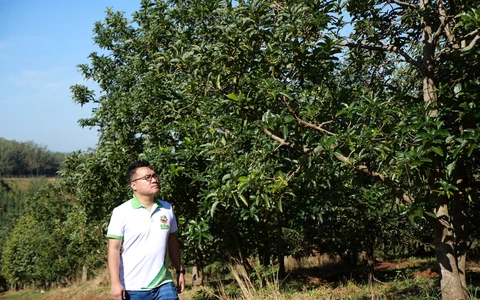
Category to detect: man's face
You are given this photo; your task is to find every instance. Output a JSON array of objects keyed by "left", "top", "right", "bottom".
[{"left": 130, "top": 166, "right": 159, "bottom": 196}]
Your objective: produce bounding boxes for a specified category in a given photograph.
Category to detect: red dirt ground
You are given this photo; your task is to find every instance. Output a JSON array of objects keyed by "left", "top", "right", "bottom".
[{"left": 375, "top": 261, "right": 439, "bottom": 278}]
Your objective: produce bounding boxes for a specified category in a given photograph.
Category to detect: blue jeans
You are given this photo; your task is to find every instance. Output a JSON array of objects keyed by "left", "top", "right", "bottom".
[{"left": 126, "top": 282, "right": 179, "bottom": 300}]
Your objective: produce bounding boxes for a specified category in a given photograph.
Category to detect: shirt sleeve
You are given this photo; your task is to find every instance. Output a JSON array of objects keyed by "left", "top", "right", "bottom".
[
  {"left": 169, "top": 207, "right": 178, "bottom": 234},
  {"left": 107, "top": 207, "right": 124, "bottom": 240}
]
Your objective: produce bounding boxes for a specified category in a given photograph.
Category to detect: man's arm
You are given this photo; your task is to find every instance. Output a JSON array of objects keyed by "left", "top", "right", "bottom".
[
  {"left": 108, "top": 238, "right": 125, "bottom": 300},
  {"left": 168, "top": 234, "right": 185, "bottom": 293}
]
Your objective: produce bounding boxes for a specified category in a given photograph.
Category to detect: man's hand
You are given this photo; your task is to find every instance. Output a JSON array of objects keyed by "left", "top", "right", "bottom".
[
  {"left": 176, "top": 273, "right": 185, "bottom": 294},
  {"left": 111, "top": 282, "right": 125, "bottom": 300}
]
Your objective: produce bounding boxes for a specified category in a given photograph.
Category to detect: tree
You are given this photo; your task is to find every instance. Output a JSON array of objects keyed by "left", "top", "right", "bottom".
[
  {"left": 0, "top": 177, "right": 47, "bottom": 289},
  {"left": 1, "top": 212, "right": 67, "bottom": 287},
  {"left": 0, "top": 138, "right": 65, "bottom": 177},
  {"left": 0, "top": 139, "right": 14, "bottom": 176},
  {"left": 0, "top": 183, "right": 87, "bottom": 288},
  {"left": 71, "top": 0, "right": 389, "bottom": 282},
  {"left": 68, "top": 1, "right": 479, "bottom": 299},
  {"left": 335, "top": 1, "right": 480, "bottom": 298}
]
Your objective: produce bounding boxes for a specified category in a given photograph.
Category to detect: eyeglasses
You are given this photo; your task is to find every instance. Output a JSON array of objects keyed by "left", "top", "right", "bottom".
[{"left": 131, "top": 173, "right": 158, "bottom": 183}]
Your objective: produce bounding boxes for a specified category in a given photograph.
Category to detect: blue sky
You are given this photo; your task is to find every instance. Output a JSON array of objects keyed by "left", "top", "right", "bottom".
[{"left": 0, "top": 0, "right": 139, "bottom": 153}]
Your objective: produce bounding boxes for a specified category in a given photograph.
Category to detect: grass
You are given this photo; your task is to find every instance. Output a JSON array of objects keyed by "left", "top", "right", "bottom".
[
  {"left": 1, "top": 256, "right": 479, "bottom": 300},
  {"left": 0, "top": 269, "right": 111, "bottom": 300},
  {"left": 0, "top": 177, "right": 55, "bottom": 192}
]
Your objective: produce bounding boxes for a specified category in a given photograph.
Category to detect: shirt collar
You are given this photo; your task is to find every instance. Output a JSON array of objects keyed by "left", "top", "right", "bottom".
[{"left": 131, "top": 195, "right": 163, "bottom": 209}]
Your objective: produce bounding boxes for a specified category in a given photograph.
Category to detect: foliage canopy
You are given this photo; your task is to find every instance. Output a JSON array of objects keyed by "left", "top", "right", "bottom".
[{"left": 2, "top": 1, "right": 480, "bottom": 299}]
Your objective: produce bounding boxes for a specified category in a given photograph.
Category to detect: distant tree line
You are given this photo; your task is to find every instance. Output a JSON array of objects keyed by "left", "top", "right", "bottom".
[{"left": 0, "top": 138, "right": 66, "bottom": 177}]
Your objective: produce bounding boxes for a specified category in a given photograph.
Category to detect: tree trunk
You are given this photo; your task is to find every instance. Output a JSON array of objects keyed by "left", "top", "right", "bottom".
[
  {"left": 277, "top": 212, "right": 285, "bottom": 277},
  {"left": 432, "top": 198, "right": 470, "bottom": 300},
  {"left": 82, "top": 265, "right": 87, "bottom": 282},
  {"left": 192, "top": 248, "right": 204, "bottom": 286},
  {"left": 226, "top": 227, "right": 253, "bottom": 274},
  {"left": 191, "top": 266, "right": 204, "bottom": 286},
  {"left": 260, "top": 217, "right": 271, "bottom": 268},
  {"left": 367, "top": 241, "right": 375, "bottom": 286},
  {"left": 451, "top": 159, "right": 471, "bottom": 298},
  {"left": 420, "top": 2, "right": 469, "bottom": 298}
]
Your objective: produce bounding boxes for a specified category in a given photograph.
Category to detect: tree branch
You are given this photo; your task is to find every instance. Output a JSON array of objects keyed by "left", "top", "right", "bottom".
[
  {"left": 434, "top": 1, "right": 455, "bottom": 46},
  {"left": 462, "top": 34, "right": 480, "bottom": 51},
  {"left": 439, "top": 29, "right": 480, "bottom": 56},
  {"left": 263, "top": 128, "right": 310, "bottom": 153},
  {"left": 387, "top": 0, "right": 418, "bottom": 9},
  {"left": 339, "top": 41, "right": 423, "bottom": 71},
  {"left": 280, "top": 96, "right": 335, "bottom": 136},
  {"left": 287, "top": 166, "right": 302, "bottom": 182},
  {"left": 462, "top": 29, "right": 479, "bottom": 41},
  {"left": 263, "top": 128, "right": 414, "bottom": 204},
  {"left": 335, "top": 154, "right": 414, "bottom": 204}
]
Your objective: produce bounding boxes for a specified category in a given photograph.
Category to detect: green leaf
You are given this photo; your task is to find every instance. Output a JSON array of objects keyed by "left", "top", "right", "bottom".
[
  {"left": 210, "top": 201, "right": 219, "bottom": 217},
  {"left": 423, "top": 211, "right": 437, "bottom": 219},
  {"left": 216, "top": 74, "right": 222, "bottom": 89},
  {"left": 408, "top": 214, "right": 415, "bottom": 225},
  {"left": 325, "top": 136, "right": 336, "bottom": 149},
  {"left": 239, "top": 194, "right": 248, "bottom": 206},
  {"left": 284, "top": 115, "right": 295, "bottom": 123},
  {"left": 467, "top": 143, "right": 475, "bottom": 156},
  {"left": 227, "top": 93, "right": 239, "bottom": 101},
  {"left": 431, "top": 147, "right": 444, "bottom": 156},
  {"left": 279, "top": 91, "right": 293, "bottom": 100},
  {"left": 446, "top": 161, "right": 456, "bottom": 177}
]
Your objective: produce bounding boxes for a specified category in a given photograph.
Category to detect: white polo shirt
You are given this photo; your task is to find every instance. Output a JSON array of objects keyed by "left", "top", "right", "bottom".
[{"left": 107, "top": 196, "right": 178, "bottom": 290}]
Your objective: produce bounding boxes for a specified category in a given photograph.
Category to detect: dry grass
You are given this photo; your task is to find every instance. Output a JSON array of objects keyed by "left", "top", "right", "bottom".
[
  {"left": 3, "top": 255, "right": 479, "bottom": 300},
  {"left": 284, "top": 253, "right": 341, "bottom": 271}
]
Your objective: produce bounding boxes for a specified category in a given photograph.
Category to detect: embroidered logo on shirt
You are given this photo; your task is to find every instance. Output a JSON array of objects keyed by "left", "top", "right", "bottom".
[{"left": 160, "top": 215, "right": 169, "bottom": 230}]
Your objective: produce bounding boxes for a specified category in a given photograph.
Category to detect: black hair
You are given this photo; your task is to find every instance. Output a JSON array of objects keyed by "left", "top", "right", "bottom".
[{"left": 126, "top": 160, "right": 151, "bottom": 183}]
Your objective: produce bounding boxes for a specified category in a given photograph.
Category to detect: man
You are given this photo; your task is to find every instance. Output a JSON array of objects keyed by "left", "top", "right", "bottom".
[{"left": 107, "top": 160, "right": 185, "bottom": 300}]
